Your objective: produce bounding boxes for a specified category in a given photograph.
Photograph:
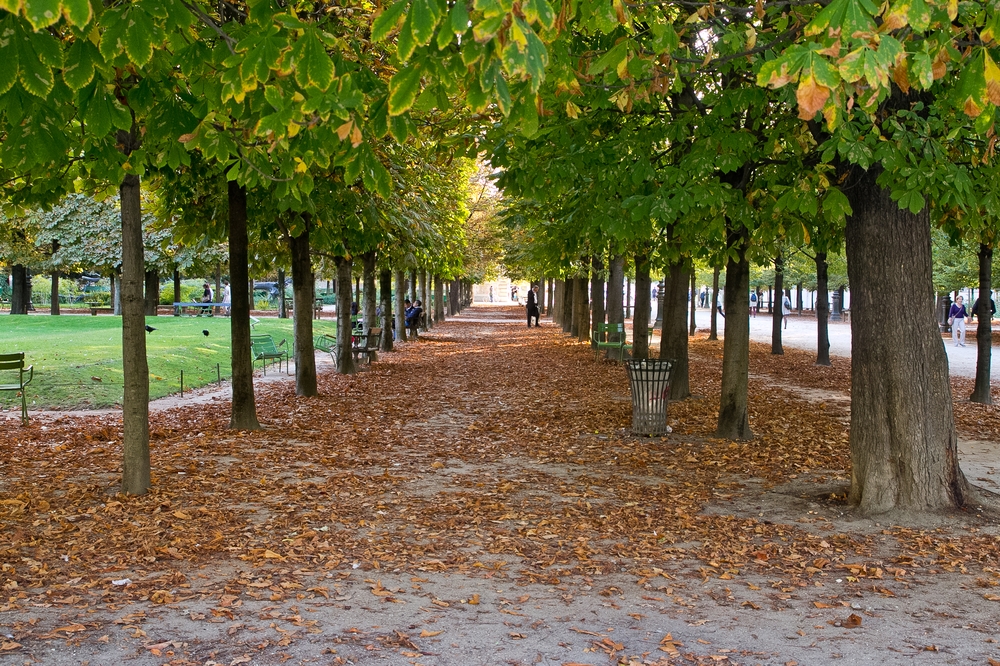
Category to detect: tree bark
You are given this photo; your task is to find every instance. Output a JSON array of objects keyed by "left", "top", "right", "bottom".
[
  {"left": 336, "top": 257, "right": 357, "bottom": 374},
  {"left": 970, "top": 243, "right": 993, "bottom": 404},
  {"left": 362, "top": 251, "right": 377, "bottom": 333},
  {"left": 111, "top": 272, "right": 119, "bottom": 315},
  {"left": 561, "top": 279, "right": 573, "bottom": 333},
  {"left": 552, "top": 279, "right": 563, "bottom": 326},
  {"left": 278, "top": 267, "right": 288, "bottom": 319},
  {"left": 214, "top": 264, "right": 222, "bottom": 317},
  {"left": 395, "top": 270, "right": 408, "bottom": 342},
  {"left": 227, "top": 182, "right": 260, "bottom": 430},
  {"left": 50, "top": 240, "right": 60, "bottom": 315},
  {"left": 379, "top": 268, "right": 394, "bottom": 352},
  {"left": 709, "top": 266, "right": 720, "bottom": 341},
  {"left": 144, "top": 269, "right": 159, "bottom": 316},
  {"left": 578, "top": 275, "right": 591, "bottom": 343},
  {"left": 173, "top": 268, "right": 181, "bottom": 314},
  {"left": 660, "top": 260, "right": 690, "bottom": 399},
  {"left": 607, "top": 256, "right": 624, "bottom": 343},
  {"left": 845, "top": 165, "right": 969, "bottom": 514},
  {"left": 632, "top": 254, "right": 651, "bottom": 359},
  {"left": 289, "top": 226, "right": 317, "bottom": 396},
  {"left": 771, "top": 253, "right": 784, "bottom": 355},
  {"left": 815, "top": 253, "right": 831, "bottom": 366},
  {"left": 119, "top": 171, "right": 151, "bottom": 495},
  {"left": 716, "top": 229, "right": 752, "bottom": 440},
  {"left": 418, "top": 269, "right": 429, "bottom": 331},
  {"left": 537, "top": 277, "right": 546, "bottom": 316},
  {"left": 434, "top": 274, "right": 445, "bottom": 323},
  {"left": 10, "top": 265, "right": 28, "bottom": 314},
  {"left": 689, "top": 270, "right": 697, "bottom": 336},
  {"left": 546, "top": 278, "right": 554, "bottom": 314},
  {"left": 591, "top": 255, "right": 605, "bottom": 341}
]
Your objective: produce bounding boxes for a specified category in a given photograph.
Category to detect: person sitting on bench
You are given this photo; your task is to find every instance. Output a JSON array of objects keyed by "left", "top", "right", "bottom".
[{"left": 405, "top": 300, "right": 423, "bottom": 334}]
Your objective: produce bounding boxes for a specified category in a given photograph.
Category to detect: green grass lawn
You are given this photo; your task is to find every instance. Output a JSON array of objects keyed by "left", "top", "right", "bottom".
[{"left": 0, "top": 314, "right": 325, "bottom": 410}]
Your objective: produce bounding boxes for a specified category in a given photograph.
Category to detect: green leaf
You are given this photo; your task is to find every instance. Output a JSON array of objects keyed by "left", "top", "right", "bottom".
[
  {"left": 388, "top": 113, "right": 409, "bottom": 142},
  {"left": 450, "top": 1, "right": 470, "bottom": 33},
  {"left": 63, "top": 38, "right": 97, "bottom": 90},
  {"left": 494, "top": 72, "right": 510, "bottom": 115},
  {"left": 911, "top": 51, "right": 933, "bottom": 89},
  {"left": 589, "top": 40, "right": 628, "bottom": 77},
  {"left": 805, "top": 0, "right": 876, "bottom": 37},
  {"left": 518, "top": 96, "right": 538, "bottom": 137},
  {"left": 473, "top": 14, "right": 504, "bottom": 42},
  {"left": 20, "top": 0, "right": 61, "bottom": 29},
  {"left": 123, "top": 5, "right": 156, "bottom": 67},
  {"left": 522, "top": 0, "right": 555, "bottom": 30},
  {"left": 388, "top": 63, "right": 422, "bottom": 116},
  {"left": 435, "top": 22, "right": 453, "bottom": 50},
  {"left": 397, "top": 12, "right": 417, "bottom": 61},
  {"left": 523, "top": 27, "right": 547, "bottom": 88},
  {"left": 372, "top": 0, "right": 407, "bottom": 42},
  {"left": 410, "top": 0, "right": 441, "bottom": 45},
  {"left": 15, "top": 29, "right": 55, "bottom": 97},
  {"left": 292, "top": 29, "right": 335, "bottom": 90},
  {"left": 0, "top": 19, "right": 20, "bottom": 95}
]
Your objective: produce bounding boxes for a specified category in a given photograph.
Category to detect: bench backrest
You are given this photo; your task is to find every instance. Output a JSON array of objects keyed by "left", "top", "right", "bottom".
[
  {"left": 0, "top": 352, "right": 26, "bottom": 372},
  {"left": 250, "top": 335, "right": 281, "bottom": 356},
  {"left": 366, "top": 327, "right": 383, "bottom": 347}
]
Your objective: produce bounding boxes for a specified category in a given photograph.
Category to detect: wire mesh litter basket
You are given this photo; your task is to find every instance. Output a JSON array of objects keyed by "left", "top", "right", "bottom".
[{"left": 625, "top": 359, "right": 674, "bottom": 436}]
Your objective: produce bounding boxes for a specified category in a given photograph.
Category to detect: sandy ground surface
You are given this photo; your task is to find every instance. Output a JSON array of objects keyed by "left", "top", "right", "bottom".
[{"left": 2, "top": 307, "right": 999, "bottom": 666}]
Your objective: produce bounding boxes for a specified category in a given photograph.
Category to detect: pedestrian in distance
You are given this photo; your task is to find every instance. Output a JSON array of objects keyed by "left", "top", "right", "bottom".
[
  {"left": 781, "top": 293, "right": 792, "bottom": 329},
  {"left": 749, "top": 290, "right": 758, "bottom": 318},
  {"left": 221, "top": 279, "right": 231, "bottom": 316},
  {"left": 970, "top": 295, "right": 996, "bottom": 320},
  {"left": 526, "top": 284, "right": 540, "bottom": 327},
  {"left": 948, "top": 295, "right": 970, "bottom": 347}
]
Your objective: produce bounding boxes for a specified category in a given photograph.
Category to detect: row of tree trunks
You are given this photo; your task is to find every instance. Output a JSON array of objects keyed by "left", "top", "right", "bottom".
[
  {"left": 362, "top": 252, "right": 377, "bottom": 333},
  {"left": 289, "top": 225, "right": 317, "bottom": 396},
  {"left": 660, "top": 259, "right": 690, "bottom": 399},
  {"left": 607, "top": 256, "right": 624, "bottom": 343},
  {"left": 434, "top": 275, "right": 445, "bottom": 323},
  {"left": 590, "top": 257, "right": 605, "bottom": 344},
  {"left": 379, "top": 269, "right": 394, "bottom": 352}
]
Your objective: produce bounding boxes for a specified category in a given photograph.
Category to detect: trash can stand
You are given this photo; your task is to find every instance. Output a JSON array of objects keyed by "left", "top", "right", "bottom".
[{"left": 625, "top": 359, "right": 674, "bottom": 436}]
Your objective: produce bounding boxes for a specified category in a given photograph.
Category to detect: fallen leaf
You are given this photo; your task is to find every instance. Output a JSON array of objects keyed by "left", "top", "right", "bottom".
[
  {"left": 844, "top": 613, "right": 862, "bottom": 628},
  {"left": 419, "top": 629, "right": 443, "bottom": 637}
]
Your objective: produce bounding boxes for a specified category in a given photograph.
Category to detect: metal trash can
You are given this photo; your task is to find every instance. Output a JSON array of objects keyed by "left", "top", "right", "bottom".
[{"left": 625, "top": 359, "right": 673, "bottom": 436}]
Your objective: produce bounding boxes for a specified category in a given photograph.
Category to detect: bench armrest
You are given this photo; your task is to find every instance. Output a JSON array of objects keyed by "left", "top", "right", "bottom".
[{"left": 23, "top": 365, "right": 33, "bottom": 386}]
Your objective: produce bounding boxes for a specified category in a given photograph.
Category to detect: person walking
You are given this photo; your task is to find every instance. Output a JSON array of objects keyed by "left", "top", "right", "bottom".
[
  {"left": 781, "top": 293, "right": 792, "bottom": 329},
  {"left": 221, "top": 279, "right": 231, "bottom": 316},
  {"left": 526, "top": 284, "right": 540, "bottom": 327},
  {"left": 949, "top": 295, "right": 970, "bottom": 347},
  {"left": 749, "top": 290, "right": 758, "bottom": 318}
]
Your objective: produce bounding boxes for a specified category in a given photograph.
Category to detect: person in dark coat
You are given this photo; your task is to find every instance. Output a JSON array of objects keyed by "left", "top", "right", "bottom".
[{"left": 526, "top": 285, "right": 540, "bottom": 327}]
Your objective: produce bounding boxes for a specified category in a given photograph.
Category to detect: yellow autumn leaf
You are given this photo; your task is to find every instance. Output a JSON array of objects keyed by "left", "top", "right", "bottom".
[
  {"left": 419, "top": 629, "right": 443, "bottom": 637},
  {"left": 796, "top": 74, "right": 830, "bottom": 120}
]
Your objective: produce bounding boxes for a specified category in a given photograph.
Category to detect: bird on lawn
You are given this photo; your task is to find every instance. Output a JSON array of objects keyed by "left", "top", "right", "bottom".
[
  {"left": 145, "top": 325, "right": 156, "bottom": 333},
  {"left": 202, "top": 330, "right": 210, "bottom": 336}
]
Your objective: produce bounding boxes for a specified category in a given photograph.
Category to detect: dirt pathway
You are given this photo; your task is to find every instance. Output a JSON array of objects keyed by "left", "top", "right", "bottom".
[{"left": 2, "top": 306, "right": 999, "bottom": 665}]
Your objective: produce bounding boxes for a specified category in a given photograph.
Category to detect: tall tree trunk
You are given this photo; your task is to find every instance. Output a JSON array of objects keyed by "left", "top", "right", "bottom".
[
  {"left": 546, "top": 278, "right": 554, "bottom": 314},
  {"left": 537, "top": 277, "right": 546, "bottom": 316},
  {"left": 632, "top": 254, "right": 651, "bottom": 359},
  {"left": 709, "top": 266, "right": 720, "bottom": 341},
  {"left": 362, "top": 251, "right": 377, "bottom": 332},
  {"left": 845, "top": 165, "right": 969, "bottom": 514},
  {"left": 119, "top": 170, "right": 151, "bottom": 495},
  {"left": 50, "top": 240, "right": 60, "bottom": 315},
  {"left": 971, "top": 243, "right": 993, "bottom": 404},
  {"left": 228, "top": 182, "right": 260, "bottom": 430},
  {"left": 771, "top": 253, "right": 784, "bottom": 355},
  {"left": 395, "top": 270, "right": 408, "bottom": 342},
  {"left": 561, "top": 279, "right": 573, "bottom": 333},
  {"left": 289, "top": 227, "right": 317, "bottom": 396},
  {"left": 10, "top": 265, "right": 28, "bottom": 314},
  {"left": 607, "top": 256, "right": 624, "bottom": 344},
  {"left": 173, "top": 268, "right": 181, "bottom": 314},
  {"left": 660, "top": 260, "right": 690, "bottom": 399},
  {"left": 336, "top": 257, "right": 357, "bottom": 374},
  {"left": 408, "top": 269, "right": 417, "bottom": 303},
  {"left": 144, "top": 269, "right": 159, "bottom": 316},
  {"left": 434, "top": 274, "right": 445, "bottom": 323},
  {"left": 379, "top": 268, "right": 394, "bottom": 352},
  {"left": 591, "top": 255, "right": 606, "bottom": 341},
  {"left": 111, "top": 272, "right": 119, "bottom": 315},
  {"left": 577, "top": 275, "right": 590, "bottom": 343},
  {"left": 688, "top": 270, "right": 697, "bottom": 336},
  {"left": 569, "top": 277, "right": 582, "bottom": 338},
  {"left": 278, "top": 267, "right": 288, "bottom": 319},
  {"left": 815, "top": 253, "right": 831, "bottom": 366},
  {"left": 418, "top": 269, "right": 429, "bottom": 331},
  {"left": 796, "top": 282, "right": 803, "bottom": 314},
  {"left": 552, "top": 279, "right": 563, "bottom": 326},
  {"left": 716, "top": 229, "right": 752, "bottom": 440}
]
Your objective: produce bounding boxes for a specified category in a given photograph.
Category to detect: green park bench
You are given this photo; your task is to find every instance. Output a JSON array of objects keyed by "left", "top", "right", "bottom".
[
  {"left": 173, "top": 301, "right": 227, "bottom": 316},
  {"left": 250, "top": 335, "right": 289, "bottom": 375},
  {"left": 314, "top": 333, "right": 339, "bottom": 363},
  {"left": 592, "top": 322, "right": 632, "bottom": 361},
  {"left": 352, "top": 327, "right": 382, "bottom": 365},
  {"left": 0, "top": 352, "right": 34, "bottom": 424}
]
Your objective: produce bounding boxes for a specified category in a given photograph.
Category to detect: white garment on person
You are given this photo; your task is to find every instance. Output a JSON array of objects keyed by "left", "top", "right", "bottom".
[
  {"left": 953, "top": 316, "right": 967, "bottom": 345},
  {"left": 222, "top": 285, "right": 231, "bottom": 304},
  {"left": 781, "top": 296, "right": 791, "bottom": 316}
]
